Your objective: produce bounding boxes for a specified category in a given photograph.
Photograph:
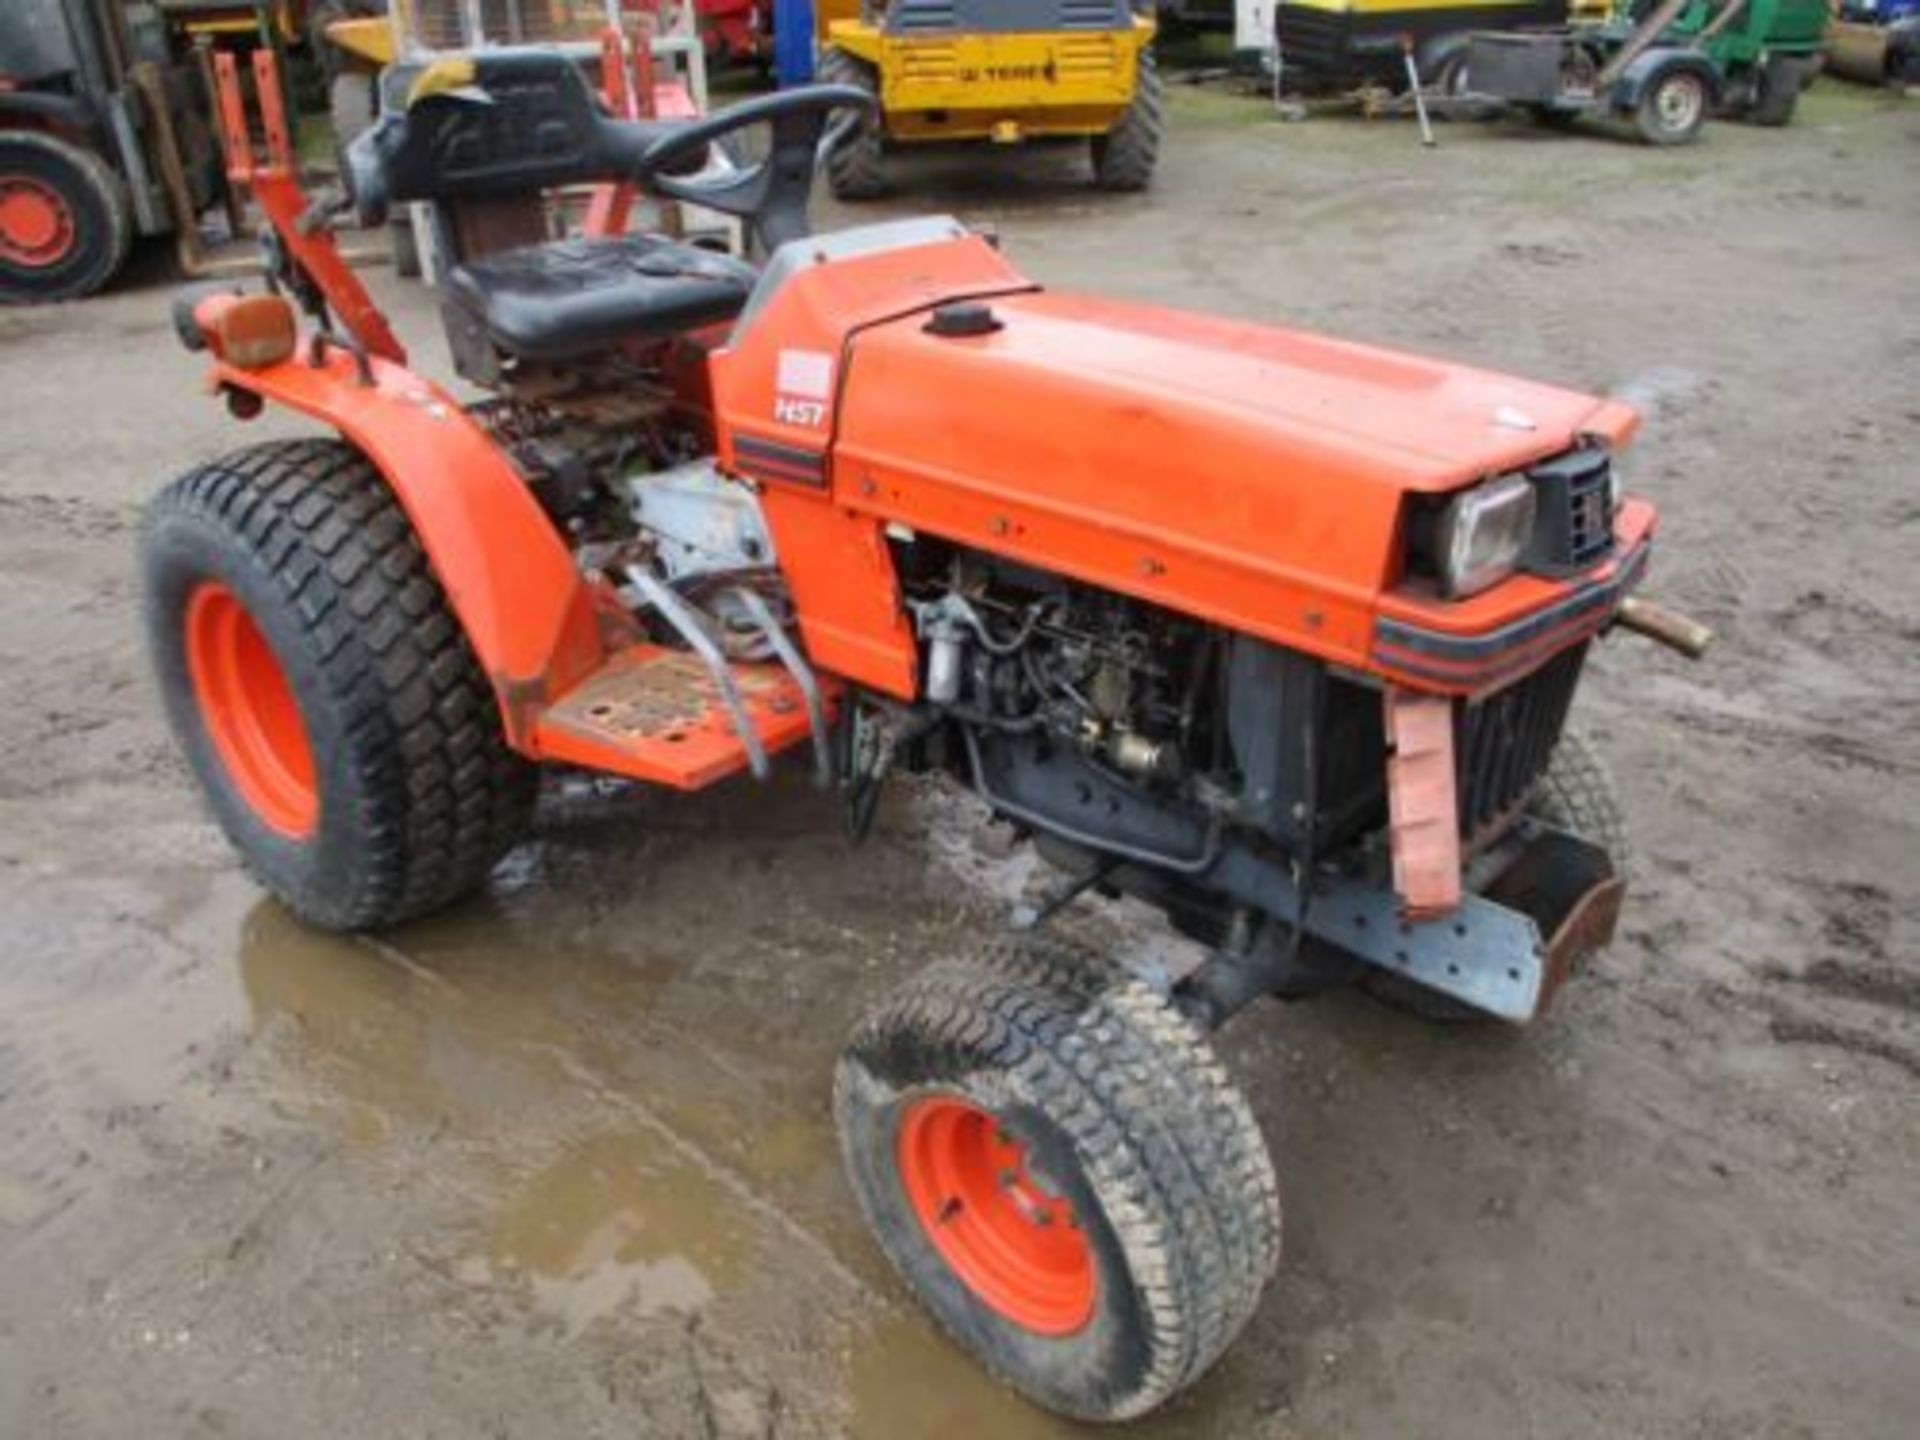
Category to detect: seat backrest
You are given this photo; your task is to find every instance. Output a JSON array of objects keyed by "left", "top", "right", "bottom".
[
  {"left": 366, "top": 48, "right": 629, "bottom": 207},
  {"left": 348, "top": 48, "right": 666, "bottom": 272}
]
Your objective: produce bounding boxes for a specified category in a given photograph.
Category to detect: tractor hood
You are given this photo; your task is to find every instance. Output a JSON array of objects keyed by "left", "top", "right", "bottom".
[{"left": 831, "top": 289, "right": 1638, "bottom": 671}]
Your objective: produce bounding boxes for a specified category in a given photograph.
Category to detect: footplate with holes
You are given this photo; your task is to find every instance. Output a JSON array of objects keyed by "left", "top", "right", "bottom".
[
  {"left": 530, "top": 643, "right": 834, "bottom": 789},
  {"left": 1312, "top": 824, "right": 1623, "bottom": 1021}
]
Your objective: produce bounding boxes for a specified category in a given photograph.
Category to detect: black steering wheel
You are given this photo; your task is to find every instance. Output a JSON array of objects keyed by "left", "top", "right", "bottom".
[{"left": 639, "top": 85, "right": 875, "bottom": 254}]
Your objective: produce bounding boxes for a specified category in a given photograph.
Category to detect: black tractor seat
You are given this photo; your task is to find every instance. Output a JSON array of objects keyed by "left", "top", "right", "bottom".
[{"left": 445, "top": 233, "right": 758, "bottom": 363}]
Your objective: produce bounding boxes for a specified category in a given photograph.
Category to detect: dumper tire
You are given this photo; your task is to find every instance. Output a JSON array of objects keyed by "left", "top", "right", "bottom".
[
  {"left": 0, "top": 131, "right": 133, "bottom": 304},
  {"left": 1361, "top": 727, "right": 1628, "bottom": 1023},
  {"left": 835, "top": 937, "right": 1280, "bottom": 1421},
  {"left": 142, "top": 438, "right": 536, "bottom": 931},
  {"left": 818, "top": 48, "right": 888, "bottom": 200},
  {"left": 1747, "top": 55, "right": 1806, "bottom": 127},
  {"left": 1091, "top": 45, "right": 1163, "bottom": 191}
]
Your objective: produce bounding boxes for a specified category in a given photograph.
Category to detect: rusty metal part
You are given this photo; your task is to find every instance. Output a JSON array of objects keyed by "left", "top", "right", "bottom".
[
  {"left": 208, "top": 51, "right": 400, "bottom": 358},
  {"left": 1384, "top": 686, "right": 1463, "bottom": 919},
  {"left": 1482, "top": 827, "right": 1625, "bottom": 1007},
  {"left": 1617, "top": 596, "right": 1714, "bottom": 659}
]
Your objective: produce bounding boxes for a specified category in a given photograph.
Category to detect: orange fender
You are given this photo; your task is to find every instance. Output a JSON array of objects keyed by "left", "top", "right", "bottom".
[{"left": 210, "top": 346, "right": 604, "bottom": 742}]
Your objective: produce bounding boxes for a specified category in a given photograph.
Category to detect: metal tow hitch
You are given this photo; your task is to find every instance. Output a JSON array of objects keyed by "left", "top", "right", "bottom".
[{"left": 1617, "top": 597, "right": 1715, "bottom": 659}]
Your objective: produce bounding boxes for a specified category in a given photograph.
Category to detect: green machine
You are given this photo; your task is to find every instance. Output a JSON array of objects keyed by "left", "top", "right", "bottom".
[{"left": 1463, "top": 0, "right": 1829, "bottom": 143}]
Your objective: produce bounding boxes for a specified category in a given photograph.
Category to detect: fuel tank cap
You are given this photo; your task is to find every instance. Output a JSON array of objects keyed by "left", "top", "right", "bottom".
[{"left": 924, "top": 301, "right": 1004, "bottom": 338}]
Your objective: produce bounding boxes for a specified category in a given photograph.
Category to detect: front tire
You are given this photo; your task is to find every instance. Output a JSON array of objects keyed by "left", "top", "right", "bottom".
[
  {"left": 0, "top": 131, "right": 133, "bottom": 304},
  {"left": 1091, "top": 46, "right": 1164, "bottom": 192},
  {"left": 142, "top": 439, "right": 535, "bottom": 930},
  {"left": 835, "top": 938, "right": 1280, "bottom": 1421}
]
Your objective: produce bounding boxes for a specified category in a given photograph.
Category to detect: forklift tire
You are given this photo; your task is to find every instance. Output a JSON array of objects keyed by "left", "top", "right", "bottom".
[
  {"left": 1633, "top": 66, "right": 1711, "bottom": 146},
  {"left": 1361, "top": 728, "right": 1628, "bottom": 1023},
  {"left": 835, "top": 937, "right": 1280, "bottom": 1421},
  {"left": 0, "top": 131, "right": 133, "bottom": 304},
  {"left": 142, "top": 439, "right": 536, "bottom": 931},
  {"left": 1748, "top": 55, "right": 1807, "bottom": 127},
  {"left": 817, "top": 49, "right": 888, "bottom": 200},
  {"left": 1091, "top": 47, "right": 1163, "bottom": 192}
]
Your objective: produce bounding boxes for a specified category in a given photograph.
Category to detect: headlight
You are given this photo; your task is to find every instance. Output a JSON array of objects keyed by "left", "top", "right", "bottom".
[{"left": 1435, "top": 474, "right": 1536, "bottom": 598}]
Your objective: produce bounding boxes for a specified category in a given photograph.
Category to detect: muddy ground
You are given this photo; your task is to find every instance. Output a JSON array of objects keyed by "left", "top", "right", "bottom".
[{"left": 2, "top": 79, "right": 1917, "bottom": 1439}]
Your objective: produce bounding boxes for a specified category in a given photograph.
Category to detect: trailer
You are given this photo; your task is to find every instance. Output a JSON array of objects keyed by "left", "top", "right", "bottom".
[{"left": 1461, "top": 0, "right": 1828, "bottom": 143}]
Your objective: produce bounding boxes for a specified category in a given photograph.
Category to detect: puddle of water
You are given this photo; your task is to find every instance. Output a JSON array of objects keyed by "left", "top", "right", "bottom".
[
  {"left": 234, "top": 897, "right": 823, "bottom": 1331},
  {"left": 468, "top": 1130, "right": 758, "bottom": 1335}
]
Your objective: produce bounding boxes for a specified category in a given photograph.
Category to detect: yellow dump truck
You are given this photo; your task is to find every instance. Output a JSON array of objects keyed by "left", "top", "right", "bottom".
[{"left": 816, "top": 0, "right": 1161, "bottom": 196}]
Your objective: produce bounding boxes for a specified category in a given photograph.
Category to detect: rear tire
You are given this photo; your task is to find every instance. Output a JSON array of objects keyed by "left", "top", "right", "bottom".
[
  {"left": 1091, "top": 46, "right": 1163, "bottom": 192},
  {"left": 1747, "top": 55, "right": 1806, "bottom": 127},
  {"left": 835, "top": 937, "right": 1279, "bottom": 1421},
  {"left": 142, "top": 439, "right": 535, "bottom": 930},
  {"left": 818, "top": 48, "right": 888, "bottom": 200},
  {"left": 0, "top": 131, "right": 132, "bottom": 304}
]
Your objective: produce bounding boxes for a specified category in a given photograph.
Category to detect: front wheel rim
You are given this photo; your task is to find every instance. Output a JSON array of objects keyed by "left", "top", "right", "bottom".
[
  {"left": 1656, "top": 76, "right": 1704, "bottom": 132},
  {"left": 897, "top": 1097, "right": 1097, "bottom": 1336},
  {"left": 183, "top": 582, "right": 319, "bottom": 839}
]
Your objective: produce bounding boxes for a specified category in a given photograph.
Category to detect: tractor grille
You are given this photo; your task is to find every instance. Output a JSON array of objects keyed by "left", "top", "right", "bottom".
[
  {"left": 1525, "top": 448, "right": 1616, "bottom": 574},
  {"left": 1275, "top": 4, "right": 1347, "bottom": 74},
  {"left": 1454, "top": 642, "right": 1586, "bottom": 839},
  {"left": 1562, "top": 462, "right": 1614, "bottom": 569}
]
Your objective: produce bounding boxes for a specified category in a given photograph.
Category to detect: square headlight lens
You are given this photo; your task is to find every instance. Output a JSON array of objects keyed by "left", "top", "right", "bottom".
[{"left": 1436, "top": 474, "right": 1536, "bottom": 598}]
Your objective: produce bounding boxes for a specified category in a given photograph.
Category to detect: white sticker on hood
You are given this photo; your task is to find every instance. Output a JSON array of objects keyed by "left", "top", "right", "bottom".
[{"left": 776, "top": 349, "right": 834, "bottom": 400}]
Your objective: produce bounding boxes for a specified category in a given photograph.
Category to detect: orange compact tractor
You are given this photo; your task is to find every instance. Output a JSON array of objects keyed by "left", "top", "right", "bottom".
[{"left": 143, "top": 46, "right": 1708, "bottom": 1421}]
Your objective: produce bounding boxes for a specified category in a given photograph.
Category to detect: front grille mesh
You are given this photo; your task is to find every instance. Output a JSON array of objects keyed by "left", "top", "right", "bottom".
[
  {"left": 1563, "top": 461, "right": 1613, "bottom": 569},
  {"left": 1455, "top": 642, "right": 1586, "bottom": 839}
]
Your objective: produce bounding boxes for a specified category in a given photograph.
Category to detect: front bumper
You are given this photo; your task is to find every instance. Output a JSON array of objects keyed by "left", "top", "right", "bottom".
[{"left": 1316, "top": 822, "right": 1625, "bottom": 1021}]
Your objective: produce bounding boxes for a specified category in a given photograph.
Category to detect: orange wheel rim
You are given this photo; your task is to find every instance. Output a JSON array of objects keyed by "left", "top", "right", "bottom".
[
  {"left": 0, "top": 177, "right": 75, "bottom": 268},
  {"left": 183, "top": 582, "right": 318, "bottom": 839},
  {"left": 898, "top": 1097, "right": 1095, "bottom": 1335}
]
